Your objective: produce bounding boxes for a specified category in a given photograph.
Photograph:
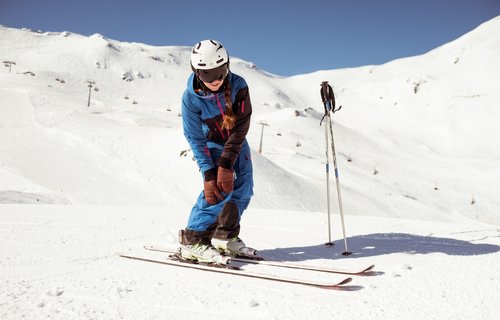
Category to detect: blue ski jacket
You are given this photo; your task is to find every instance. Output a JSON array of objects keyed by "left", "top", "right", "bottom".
[{"left": 181, "top": 72, "right": 252, "bottom": 181}]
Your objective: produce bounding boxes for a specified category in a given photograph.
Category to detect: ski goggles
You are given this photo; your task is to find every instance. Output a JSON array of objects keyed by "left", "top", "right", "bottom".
[{"left": 196, "top": 63, "right": 229, "bottom": 83}]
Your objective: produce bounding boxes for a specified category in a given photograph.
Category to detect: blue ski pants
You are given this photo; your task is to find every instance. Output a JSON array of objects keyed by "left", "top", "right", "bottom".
[{"left": 186, "top": 141, "right": 253, "bottom": 239}]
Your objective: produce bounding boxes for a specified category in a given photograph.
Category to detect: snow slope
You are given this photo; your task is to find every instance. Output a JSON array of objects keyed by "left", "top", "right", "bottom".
[{"left": 1, "top": 17, "right": 499, "bottom": 319}]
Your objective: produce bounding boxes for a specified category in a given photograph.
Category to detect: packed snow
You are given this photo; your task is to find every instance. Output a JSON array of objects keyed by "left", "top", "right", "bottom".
[{"left": 1, "top": 16, "right": 499, "bottom": 320}]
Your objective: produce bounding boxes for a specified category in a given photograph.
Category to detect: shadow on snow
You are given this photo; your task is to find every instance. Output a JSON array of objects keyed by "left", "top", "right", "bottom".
[{"left": 258, "top": 233, "right": 500, "bottom": 262}]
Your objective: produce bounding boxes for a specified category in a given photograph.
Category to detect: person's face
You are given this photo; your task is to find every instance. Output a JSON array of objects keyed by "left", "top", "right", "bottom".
[
  {"left": 197, "top": 64, "right": 228, "bottom": 91},
  {"left": 203, "top": 78, "right": 224, "bottom": 91}
]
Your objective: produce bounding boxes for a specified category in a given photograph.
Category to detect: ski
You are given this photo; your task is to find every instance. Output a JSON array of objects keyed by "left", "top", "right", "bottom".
[
  {"left": 144, "top": 245, "right": 375, "bottom": 275},
  {"left": 119, "top": 253, "right": 352, "bottom": 290}
]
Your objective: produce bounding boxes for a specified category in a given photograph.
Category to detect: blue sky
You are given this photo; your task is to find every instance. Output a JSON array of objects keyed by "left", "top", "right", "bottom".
[{"left": 1, "top": 0, "right": 499, "bottom": 76}]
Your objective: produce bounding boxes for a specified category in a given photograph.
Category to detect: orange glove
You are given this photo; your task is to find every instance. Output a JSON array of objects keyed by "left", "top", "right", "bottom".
[
  {"left": 204, "top": 179, "right": 223, "bottom": 205},
  {"left": 217, "top": 167, "right": 234, "bottom": 194}
]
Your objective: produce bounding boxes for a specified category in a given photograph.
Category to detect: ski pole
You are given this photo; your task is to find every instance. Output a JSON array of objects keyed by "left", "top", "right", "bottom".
[
  {"left": 327, "top": 111, "right": 351, "bottom": 256},
  {"left": 320, "top": 81, "right": 334, "bottom": 247},
  {"left": 323, "top": 109, "right": 333, "bottom": 246},
  {"left": 320, "top": 81, "right": 351, "bottom": 256}
]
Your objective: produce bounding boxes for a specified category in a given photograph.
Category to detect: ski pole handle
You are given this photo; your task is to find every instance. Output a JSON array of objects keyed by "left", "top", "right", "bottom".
[{"left": 320, "top": 81, "right": 335, "bottom": 113}]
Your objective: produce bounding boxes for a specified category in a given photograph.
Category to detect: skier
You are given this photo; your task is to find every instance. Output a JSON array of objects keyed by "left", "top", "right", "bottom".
[{"left": 179, "top": 39, "right": 254, "bottom": 264}]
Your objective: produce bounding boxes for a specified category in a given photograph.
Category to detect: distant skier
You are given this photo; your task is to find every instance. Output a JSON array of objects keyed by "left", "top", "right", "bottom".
[{"left": 179, "top": 39, "right": 254, "bottom": 264}]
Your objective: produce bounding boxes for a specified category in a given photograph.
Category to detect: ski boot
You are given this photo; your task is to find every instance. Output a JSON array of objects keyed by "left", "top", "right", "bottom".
[
  {"left": 179, "top": 243, "right": 230, "bottom": 265},
  {"left": 212, "top": 237, "right": 258, "bottom": 257}
]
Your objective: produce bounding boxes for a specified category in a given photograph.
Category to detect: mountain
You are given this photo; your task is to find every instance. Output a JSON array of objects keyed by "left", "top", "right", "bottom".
[{"left": 2, "top": 17, "right": 499, "bottom": 223}]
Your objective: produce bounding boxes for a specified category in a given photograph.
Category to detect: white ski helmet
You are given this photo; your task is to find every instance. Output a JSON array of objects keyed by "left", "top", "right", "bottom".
[{"left": 190, "top": 39, "right": 229, "bottom": 70}]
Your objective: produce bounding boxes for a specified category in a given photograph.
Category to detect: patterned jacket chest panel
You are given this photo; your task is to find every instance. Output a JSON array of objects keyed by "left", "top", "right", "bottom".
[
  {"left": 203, "top": 114, "right": 228, "bottom": 144},
  {"left": 197, "top": 92, "right": 226, "bottom": 120},
  {"left": 191, "top": 92, "right": 229, "bottom": 143}
]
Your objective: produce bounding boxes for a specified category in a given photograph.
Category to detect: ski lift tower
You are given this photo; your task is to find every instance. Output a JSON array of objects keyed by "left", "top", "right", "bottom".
[
  {"left": 257, "top": 120, "right": 269, "bottom": 154},
  {"left": 87, "top": 80, "right": 95, "bottom": 107},
  {"left": 3, "top": 61, "right": 16, "bottom": 73}
]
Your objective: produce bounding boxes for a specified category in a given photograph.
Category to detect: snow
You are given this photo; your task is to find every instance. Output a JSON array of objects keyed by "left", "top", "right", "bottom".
[{"left": 1, "top": 16, "right": 500, "bottom": 319}]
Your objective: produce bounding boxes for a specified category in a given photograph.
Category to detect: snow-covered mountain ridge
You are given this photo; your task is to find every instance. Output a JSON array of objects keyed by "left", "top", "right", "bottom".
[{"left": 1, "top": 17, "right": 499, "bottom": 224}]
